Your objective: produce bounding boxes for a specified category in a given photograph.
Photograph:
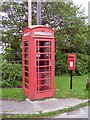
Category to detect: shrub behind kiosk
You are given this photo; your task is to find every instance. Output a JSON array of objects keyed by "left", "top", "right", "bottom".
[{"left": 22, "top": 25, "right": 55, "bottom": 100}]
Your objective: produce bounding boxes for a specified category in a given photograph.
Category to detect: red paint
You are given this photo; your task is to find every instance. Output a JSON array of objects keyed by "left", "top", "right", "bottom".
[
  {"left": 68, "top": 53, "right": 76, "bottom": 70},
  {"left": 22, "top": 25, "right": 55, "bottom": 100}
]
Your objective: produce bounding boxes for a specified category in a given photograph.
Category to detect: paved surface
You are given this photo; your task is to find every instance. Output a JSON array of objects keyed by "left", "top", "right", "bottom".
[
  {"left": 0, "top": 98, "right": 88, "bottom": 115},
  {"left": 55, "top": 106, "right": 89, "bottom": 118}
]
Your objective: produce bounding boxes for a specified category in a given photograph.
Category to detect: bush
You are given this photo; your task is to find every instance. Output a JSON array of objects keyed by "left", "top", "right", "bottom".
[
  {"left": 75, "top": 53, "right": 88, "bottom": 75},
  {"left": 55, "top": 52, "right": 89, "bottom": 76},
  {"left": 2, "top": 61, "right": 22, "bottom": 87},
  {"left": 55, "top": 53, "right": 68, "bottom": 75},
  {"left": 1, "top": 53, "right": 89, "bottom": 87}
]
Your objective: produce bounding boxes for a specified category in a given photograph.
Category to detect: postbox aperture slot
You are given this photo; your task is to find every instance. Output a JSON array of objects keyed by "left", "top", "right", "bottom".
[{"left": 68, "top": 56, "right": 74, "bottom": 58}]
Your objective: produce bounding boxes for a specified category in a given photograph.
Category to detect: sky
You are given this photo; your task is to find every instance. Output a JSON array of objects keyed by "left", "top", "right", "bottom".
[{"left": 73, "top": 0, "right": 90, "bottom": 16}]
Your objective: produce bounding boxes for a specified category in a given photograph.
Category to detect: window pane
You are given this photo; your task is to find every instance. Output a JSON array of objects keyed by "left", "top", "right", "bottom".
[
  {"left": 25, "top": 72, "right": 28, "bottom": 77},
  {"left": 24, "top": 47, "right": 28, "bottom": 52},
  {"left": 25, "top": 54, "right": 28, "bottom": 59},
  {"left": 24, "top": 41, "right": 28, "bottom": 46},
  {"left": 25, "top": 84, "right": 29, "bottom": 89},
  {"left": 24, "top": 60, "right": 28, "bottom": 65},
  {"left": 25, "top": 77, "right": 29, "bottom": 83},
  {"left": 25, "top": 66, "right": 28, "bottom": 71}
]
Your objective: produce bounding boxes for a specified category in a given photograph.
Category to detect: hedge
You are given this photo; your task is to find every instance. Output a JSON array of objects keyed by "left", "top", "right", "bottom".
[
  {"left": 1, "top": 53, "right": 89, "bottom": 87},
  {"left": 55, "top": 53, "right": 89, "bottom": 76},
  {"left": 2, "top": 61, "right": 22, "bottom": 87}
]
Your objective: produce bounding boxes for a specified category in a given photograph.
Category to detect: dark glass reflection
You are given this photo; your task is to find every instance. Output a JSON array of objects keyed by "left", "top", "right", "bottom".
[{"left": 24, "top": 41, "right": 28, "bottom": 46}]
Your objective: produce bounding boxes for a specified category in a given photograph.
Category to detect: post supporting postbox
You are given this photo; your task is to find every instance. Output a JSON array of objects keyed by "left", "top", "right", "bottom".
[{"left": 70, "top": 70, "right": 72, "bottom": 90}]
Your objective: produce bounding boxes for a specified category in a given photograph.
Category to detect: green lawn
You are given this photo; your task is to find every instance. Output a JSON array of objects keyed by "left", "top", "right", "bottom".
[
  {"left": 55, "top": 74, "right": 88, "bottom": 99},
  {"left": 0, "top": 74, "right": 89, "bottom": 101},
  {"left": 1, "top": 88, "right": 26, "bottom": 101}
]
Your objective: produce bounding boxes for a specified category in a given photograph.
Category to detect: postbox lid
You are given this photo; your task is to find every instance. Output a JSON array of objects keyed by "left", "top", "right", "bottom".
[{"left": 68, "top": 53, "right": 75, "bottom": 58}]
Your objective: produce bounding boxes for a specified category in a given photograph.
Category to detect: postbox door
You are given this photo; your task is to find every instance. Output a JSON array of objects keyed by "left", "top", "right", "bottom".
[
  {"left": 35, "top": 39, "right": 54, "bottom": 92},
  {"left": 68, "top": 54, "right": 76, "bottom": 70}
]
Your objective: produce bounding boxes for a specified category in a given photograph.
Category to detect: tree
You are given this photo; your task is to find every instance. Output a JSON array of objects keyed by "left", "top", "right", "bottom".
[
  {"left": 1, "top": 2, "right": 28, "bottom": 61},
  {"left": 1, "top": 1, "right": 88, "bottom": 62},
  {"left": 41, "top": 2, "right": 88, "bottom": 54}
]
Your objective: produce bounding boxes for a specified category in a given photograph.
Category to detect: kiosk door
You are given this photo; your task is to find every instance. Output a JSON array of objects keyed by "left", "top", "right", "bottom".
[{"left": 35, "top": 40, "right": 53, "bottom": 92}]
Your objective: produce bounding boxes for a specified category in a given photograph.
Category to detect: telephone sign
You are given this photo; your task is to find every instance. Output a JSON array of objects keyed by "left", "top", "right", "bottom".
[{"left": 68, "top": 54, "right": 76, "bottom": 70}]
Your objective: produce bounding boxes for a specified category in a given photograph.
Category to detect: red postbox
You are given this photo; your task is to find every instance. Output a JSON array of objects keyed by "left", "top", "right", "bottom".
[
  {"left": 68, "top": 53, "right": 76, "bottom": 70},
  {"left": 22, "top": 25, "right": 55, "bottom": 100}
]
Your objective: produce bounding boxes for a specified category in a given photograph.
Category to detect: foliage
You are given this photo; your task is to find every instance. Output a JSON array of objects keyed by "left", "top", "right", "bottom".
[
  {"left": 2, "top": 61, "right": 22, "bottom": 87},
  {"left": 55, "top": 52, "right": 68, "bottom": 75},
  {"left": 1, "top": 2, "right": 88, "bottom": 61},
  {"left": 42, "top": 2, "right": 88, "bottom": 54},
  {"left": 55, "top": 74, "right": 88, "bottom": 99},
  {"left": 55, "top": 53, "right": 89, "bottom": 76},
  {"left": 74, "top": 53, "right": 89, "bottom": 76},
  {"left": 1, "top": 2, "right": 27, "bottom": 61},
  {"left": 2, "top": 52, "right": 89, "bottom": 87},
  {"left": 1, "top": 88, "right": 26, "bottom": 101},
  {"left": 1, "top": 2, "right": 89, "bottom": 87},
  {"left": 1, "top": 74, "right": 88, "bottom": 101}
]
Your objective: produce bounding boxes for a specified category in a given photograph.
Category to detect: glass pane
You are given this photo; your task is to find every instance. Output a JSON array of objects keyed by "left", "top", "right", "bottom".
[
  {"left": 25, "top": 66, "right": 28, "bottom": 71},
  {"left": 44, "top": 42, "right": 49, "bottom": 46},
  {"left": 25, "top": 77, "right": 29, "bottom": 83},
  {"left": 46, "top": 53, "right": 49, "bottom": 59},
  {"left": 25, "top": 84, "right": 29, "bottom": 89},
  {"left": 24, "top": 47, "right": 28, "bottom": 52},
  {"left": 25, "top": 72, "right": 28, "bottom": 77},
  {"left": 38, "top": 60, "right": 49, "bottom": 66},
  {"left": 25, "top": 54, "right": 28, "bottom": 59},
  {"left": 39, "top": 41, "right": 49, "bottom": 46},
  {"left": 24, "top": 60, "right": 28, "bottom": 65},
  {"left": 36, "top": 61, "right": 39, "bottom": 66},
  {"left": 24, "top": 41, "right": 28, "bottom": 46},
  {"left": 42, "top": 73, "right": 49, "bottom": 79},
  {"left": 39, "top": 48, "right": 51, "bottom": 53}
]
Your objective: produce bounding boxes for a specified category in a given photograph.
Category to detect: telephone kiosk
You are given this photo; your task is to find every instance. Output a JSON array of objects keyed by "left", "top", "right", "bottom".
[{"left": 22, "top": 25, "right": 55, "bottom": 100}]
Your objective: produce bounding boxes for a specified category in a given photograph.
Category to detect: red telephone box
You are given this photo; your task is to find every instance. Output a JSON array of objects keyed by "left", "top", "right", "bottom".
[
  {"left": 68, "top": 53, "right": 76, "bottom": 70},
  {"left": 22, "top": 25, "right": 55, "bottom": 100}
]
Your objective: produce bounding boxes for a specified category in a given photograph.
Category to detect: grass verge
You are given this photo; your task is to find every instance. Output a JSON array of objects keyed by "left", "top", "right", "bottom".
[
  {"left": 0, "top": 74, "right": 89, "bottom": 101},
  {"left": 2, "top": 101, "right": 89, "bottom": 118},
  {"left": 55, "top": 74, "right": 88, "bottom": 99},
  {"left": 1, "top": 88, "right": 26, "bottom": 101}
]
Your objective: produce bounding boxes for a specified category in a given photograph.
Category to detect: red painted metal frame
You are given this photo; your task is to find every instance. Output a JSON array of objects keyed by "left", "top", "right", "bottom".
[{"left": 22, "top": 25, "right": 55, "bottom": 100}]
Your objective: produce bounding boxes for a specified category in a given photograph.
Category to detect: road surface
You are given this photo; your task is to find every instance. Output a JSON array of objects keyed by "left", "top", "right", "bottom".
[{"left": 55, "top": 106, "right": 90, "bottom": 118}]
